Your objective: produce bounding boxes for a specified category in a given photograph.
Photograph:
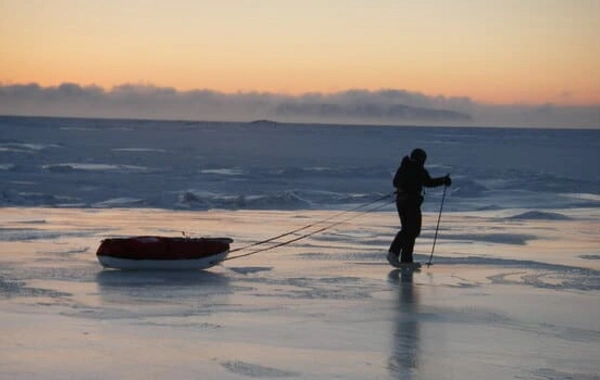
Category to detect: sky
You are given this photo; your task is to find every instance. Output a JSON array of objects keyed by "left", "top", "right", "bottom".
[{"left": 1, "top": 0, "right": 599, "bottom": 128}]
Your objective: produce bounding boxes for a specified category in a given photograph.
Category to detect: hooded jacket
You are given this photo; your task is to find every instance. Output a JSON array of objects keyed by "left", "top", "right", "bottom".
[{"left": 393, "top": 155, "right": 446, "bottom": 199}]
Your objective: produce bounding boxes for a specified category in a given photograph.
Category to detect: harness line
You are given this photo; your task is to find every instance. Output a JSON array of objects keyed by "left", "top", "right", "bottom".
[{"left": 218, "top": 193, "right": 395, "bottom": 263}]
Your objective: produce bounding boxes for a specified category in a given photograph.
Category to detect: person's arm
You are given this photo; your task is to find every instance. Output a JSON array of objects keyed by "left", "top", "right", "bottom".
[{"left": 422, "top": 169, "right": 451, "bottom": 187}]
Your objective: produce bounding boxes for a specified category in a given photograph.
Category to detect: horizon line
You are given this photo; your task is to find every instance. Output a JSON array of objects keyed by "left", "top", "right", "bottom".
[
  {"left": 2, "top": 81, "right": 599, "bottom": 108},
  {"left": 2, "top": 113, "right": 599, "bottom": 131}
]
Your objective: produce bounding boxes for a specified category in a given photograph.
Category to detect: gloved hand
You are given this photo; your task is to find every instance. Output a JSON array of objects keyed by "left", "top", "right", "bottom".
[{"left": 444, "top": 175, "right": 452, "bottom": 187}]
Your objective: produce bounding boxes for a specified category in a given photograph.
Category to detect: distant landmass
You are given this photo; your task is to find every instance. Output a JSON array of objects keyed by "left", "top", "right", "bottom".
[
  {"left": 249, "top": 119, "right": 280, "bottom": 125},
  {"left": 274, "top": 102, "right": 472, "bottom": 122}
]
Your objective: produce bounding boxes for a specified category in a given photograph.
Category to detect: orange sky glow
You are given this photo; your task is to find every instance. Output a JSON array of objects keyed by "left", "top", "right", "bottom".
[{"left": 1, "top": 0, "right": 599, "bottom": 106}]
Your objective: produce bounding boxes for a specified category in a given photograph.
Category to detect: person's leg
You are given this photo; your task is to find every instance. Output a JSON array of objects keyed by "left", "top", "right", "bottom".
[
  {"left": 400, "top": 205, "right": 422, "bottom": 263},
  {"left": 388, "top": 198, "right": 405, "bottom": 255},
  {"left": 389, "top": 230, "right": 403, "bottom": 254}
]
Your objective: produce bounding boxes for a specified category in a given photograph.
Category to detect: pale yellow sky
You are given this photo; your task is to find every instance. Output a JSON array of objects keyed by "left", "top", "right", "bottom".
[{"left": 1, "top": 0, "right": 599, "bottom": 105}]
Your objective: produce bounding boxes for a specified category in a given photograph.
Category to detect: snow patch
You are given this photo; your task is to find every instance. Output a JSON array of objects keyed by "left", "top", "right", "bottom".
[
  {"left": 93, "top": 197, "right": 147, "bottom": 207},
  {"left": 580, "top": 254, "right": 600, "bottom": 261},
  {"left": 43, "top": 163, "right": 149, "bottom": 172},
  {"left": 228, "top": 267, "right": 273, "bottom": 275},
  {"left": 221, "top": 361, "right": 300, "bottom": 378},
  {"left": 200, "top": 168, "right": 245, "bottom": 176},
  {"left": 507, "top": 210, "right": 572, "bottom": 220},
  {"left": 435, "top": 233, "right": 537, "bottom": 245},
  {"left": 112, "top": 147, "right": 166, "bottom": 153},
  {"left": 0, "top": 228, "right": 100, "bottom": 241}
]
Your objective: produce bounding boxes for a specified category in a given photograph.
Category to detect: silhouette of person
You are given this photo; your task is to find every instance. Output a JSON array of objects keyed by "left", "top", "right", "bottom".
[{"left": 388, "top": 148, "right": 450, "bottom": 266}]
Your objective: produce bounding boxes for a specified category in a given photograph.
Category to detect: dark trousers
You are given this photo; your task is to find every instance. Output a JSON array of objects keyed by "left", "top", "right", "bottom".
[{"left": 389, "top": 197, "right": 422, "bottom": 263}]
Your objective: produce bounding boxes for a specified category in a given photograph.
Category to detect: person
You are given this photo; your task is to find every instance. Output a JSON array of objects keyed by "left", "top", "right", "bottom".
[{"left": 387, "top": 148, "right": 451, "bottom": 267}]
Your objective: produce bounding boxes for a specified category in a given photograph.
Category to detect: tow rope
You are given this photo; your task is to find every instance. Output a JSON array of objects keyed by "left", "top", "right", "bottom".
[{"left": 218, "top": 192, "right": 395, "bottom": 263}]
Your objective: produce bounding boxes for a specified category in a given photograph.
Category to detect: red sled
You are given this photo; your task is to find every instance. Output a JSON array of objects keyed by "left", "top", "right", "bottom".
[{"left": 96, "top": 236, "right": 233, "bottom": 270}]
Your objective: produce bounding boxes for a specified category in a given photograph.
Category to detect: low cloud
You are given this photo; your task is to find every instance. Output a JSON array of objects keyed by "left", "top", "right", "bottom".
[{"left": 0, "top": 82, "right": 598, "bottom": 128}]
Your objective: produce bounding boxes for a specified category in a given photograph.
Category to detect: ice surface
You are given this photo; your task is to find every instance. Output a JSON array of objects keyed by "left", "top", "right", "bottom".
[
  {"left": 1, "top": 207, "right": 599, "bottom": 379},
  {"left": 1, "top": 116, "right": 599, "bottom": 378},
  {"left": 1, "top": 116, "right": 599, "bottom": 211}
]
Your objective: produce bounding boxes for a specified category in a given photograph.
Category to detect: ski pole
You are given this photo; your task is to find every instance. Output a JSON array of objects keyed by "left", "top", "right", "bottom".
[{"left": 426, "top": 184, "right": 447, "bottom": 267}]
